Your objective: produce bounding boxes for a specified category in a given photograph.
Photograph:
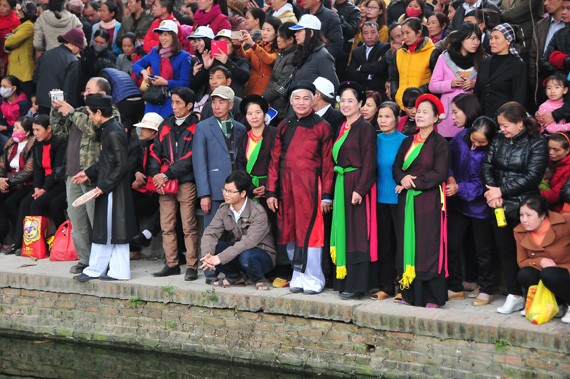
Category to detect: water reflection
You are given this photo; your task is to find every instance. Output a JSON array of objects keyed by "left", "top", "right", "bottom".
[{"left": 0, "top": 334, "right": 328, "bottom": 378}]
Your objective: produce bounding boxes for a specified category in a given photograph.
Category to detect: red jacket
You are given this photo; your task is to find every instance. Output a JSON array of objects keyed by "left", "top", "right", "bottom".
[
  {"left": 541, "top": 153, "right": 570, "bottom": 212},
  {"left": 142, "top": 14, "right": 183, "bottom": 54},
  {"left": 0, "top": 12, "right": 20, "bottom": 74}
]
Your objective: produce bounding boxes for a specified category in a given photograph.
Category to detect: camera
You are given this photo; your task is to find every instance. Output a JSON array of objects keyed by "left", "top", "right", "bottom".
[{"left": 49, "top": 90, "right": 64, "bottom": 102}]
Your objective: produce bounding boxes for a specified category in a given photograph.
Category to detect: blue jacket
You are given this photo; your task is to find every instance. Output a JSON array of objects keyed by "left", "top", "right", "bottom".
[
  {"left": 101, "top": 68, "right": 141, "bottom": 103},
  {"left": 448, "top": 128, "right": 490, "bottom": 219},
  {"left": 132, "top": 47, "right": 192, "bottom": 118},
  {"left": 192, "top": 116, "right": 246, "bottom": 201}
]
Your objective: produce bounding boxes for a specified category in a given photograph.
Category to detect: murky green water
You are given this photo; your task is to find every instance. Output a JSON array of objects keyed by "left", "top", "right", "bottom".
[{"left": 0, "top": 334, "right": 329, "bottom": 378}]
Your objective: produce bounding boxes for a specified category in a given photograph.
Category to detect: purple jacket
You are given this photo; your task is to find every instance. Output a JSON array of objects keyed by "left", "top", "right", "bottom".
[{"left": 448, "top": 129, "right": 490, "bottom": 219}]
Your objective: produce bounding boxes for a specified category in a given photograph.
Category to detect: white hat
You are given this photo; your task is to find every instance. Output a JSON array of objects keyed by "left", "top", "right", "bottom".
[
  {"left": 313, "top": 77, "right": 335, "bottom": 99},
  {"left": 153, "top": 20, "right": 178, "bottom": 35},
  {"left": 214, "top": 29, "right": 232, "bottom": 40},
  {"left": 189, "top": 26, "right": 215, "bottom": 40},
  {"left": 289, "top": 15, "right": 321, "bottom": 31},
  {"left": 134, "top": 112, "right": 164, "bottom": 132}
]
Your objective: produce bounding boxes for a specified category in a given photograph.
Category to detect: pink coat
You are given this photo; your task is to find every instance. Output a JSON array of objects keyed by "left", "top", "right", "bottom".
[
  {"left": 539, "top": 99, "right": 570, "bottom": 133},
  {"left": 428, "top": 52, "right": 477, "bottom": 138}
]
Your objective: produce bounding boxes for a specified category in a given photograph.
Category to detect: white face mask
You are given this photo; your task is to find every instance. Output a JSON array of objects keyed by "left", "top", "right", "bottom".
[{"left": 0, "top": 87, "right": 14, "bottom": 98}]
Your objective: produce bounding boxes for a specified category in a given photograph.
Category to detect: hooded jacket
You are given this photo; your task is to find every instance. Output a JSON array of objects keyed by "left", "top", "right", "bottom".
[
  {"left": 33, "top": 10, "right": 83, "bottom": 52},
  {"left": 541, "top": 152, "right": 570, "bottom": 212}
]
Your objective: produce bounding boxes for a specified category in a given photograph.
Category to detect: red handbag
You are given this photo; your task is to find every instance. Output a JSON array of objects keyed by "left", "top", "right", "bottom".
[
  {"left": 50, "top": 220, "right": 78, "bottom": 261},
  {"left": 21, "top": 216, "right": 49, "bottom": 259},
  {"left": 147, "top": 134, "right": 178, "bottom": 195}
]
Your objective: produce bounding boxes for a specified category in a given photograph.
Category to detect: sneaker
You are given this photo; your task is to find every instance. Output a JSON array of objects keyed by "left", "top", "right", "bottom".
[
  {"left": 520, "top": 309, "right": 526, "bottom": 317},
  {"left": 561, "top": 308, "right": 570, "bottom": 324},
  {"left": 497, "top": 294, "right": 525, "bottom": 314}
]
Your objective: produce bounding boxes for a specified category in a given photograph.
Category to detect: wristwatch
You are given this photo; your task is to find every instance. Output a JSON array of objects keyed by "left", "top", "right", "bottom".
[{"left": 162, "top": 174, "right": 169, "bottom": 182}]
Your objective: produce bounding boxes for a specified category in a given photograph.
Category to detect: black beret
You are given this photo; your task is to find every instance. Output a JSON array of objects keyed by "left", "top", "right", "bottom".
[
  {"left": 240, "top": 94, "right": 269, "bottom": 115},
  {"left": 85, "top": 94, "right": 113, "bottom": 107},
  {"left": 287, "top": 80, "right": 316, "bottom": 97}
]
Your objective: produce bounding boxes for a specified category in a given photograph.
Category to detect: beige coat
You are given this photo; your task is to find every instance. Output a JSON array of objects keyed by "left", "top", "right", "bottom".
[
  {"left": 514, "top": 212, "right": 570, "bottom": 273},
  {"left": 200, "top": 199, "right": 277, "bottom": 266},
  {"left": 33, "top": 10, "right": 83, "bottom": 52}
]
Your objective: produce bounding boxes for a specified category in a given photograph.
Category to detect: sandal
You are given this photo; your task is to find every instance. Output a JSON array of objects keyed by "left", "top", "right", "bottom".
[
  {"left": 393, "top": 293, "right": 403, "bottom": 303},
  {"left": 212, "top": 278, "right": 246, "bottom": 288},
  {"left": 255, "top": 281, "right": 270, "bottom": 291}
]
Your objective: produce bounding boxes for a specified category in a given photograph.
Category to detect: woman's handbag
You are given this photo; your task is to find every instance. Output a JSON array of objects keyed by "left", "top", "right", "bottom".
[
  {"left": 275, "top": 74, "right": 294, "bottom": 97},
  {"left": 146, "top": 135, "right": 178, "bottom": 195},
  {"left": 525, "top": 280, "right": 559, "bottom": 325},
  {"left": 142, "top": 84, "right": 167, "bottom": 105}
]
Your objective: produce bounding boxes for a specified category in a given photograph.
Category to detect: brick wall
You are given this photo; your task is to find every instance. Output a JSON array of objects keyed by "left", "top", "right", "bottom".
[{"left": 0, "top": 284, "right": 568, "bottom": 378}]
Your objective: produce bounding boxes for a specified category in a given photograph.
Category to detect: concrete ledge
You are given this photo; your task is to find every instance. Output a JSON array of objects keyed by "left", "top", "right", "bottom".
[{"left": 0, "top": 255, "right": 568, "bottom": 377}]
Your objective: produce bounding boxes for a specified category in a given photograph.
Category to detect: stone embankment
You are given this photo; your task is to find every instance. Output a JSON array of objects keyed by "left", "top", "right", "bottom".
[{"left": 0, "top": 255, "right": 568, "bottom": 378}]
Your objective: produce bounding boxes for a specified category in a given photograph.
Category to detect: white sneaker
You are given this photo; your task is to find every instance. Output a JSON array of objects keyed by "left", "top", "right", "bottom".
[
  {"left": 520, "top": 309, "right": 526, "bottom": 317},
  {"left": 497, "top": 294, "right": 525, "bottom": 314},
  {"left": 562, "top": 307, "right": 570, "bottom": 324}
]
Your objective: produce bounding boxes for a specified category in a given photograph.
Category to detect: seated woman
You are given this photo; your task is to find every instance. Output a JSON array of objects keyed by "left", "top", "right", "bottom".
[
  {"left": 0, "top": 75, "right": 31, "bottom": 137},
  {"left": 515, "top": 195, "right": 570, "bottom": 324},
  {"left": 12, "top": 115, "right": 67, "bottom": 256},
  {"left": 0, "top": 116, "right": 34, "bottom": 254}
]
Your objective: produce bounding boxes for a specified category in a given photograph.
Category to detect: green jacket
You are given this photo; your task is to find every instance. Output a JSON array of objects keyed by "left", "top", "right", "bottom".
[{"left": 50, "top": 105, "right": 121, "bottom": 174}]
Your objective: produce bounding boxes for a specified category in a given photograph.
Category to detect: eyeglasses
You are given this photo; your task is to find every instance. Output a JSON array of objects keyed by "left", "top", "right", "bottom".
[{"left": 222, "top": 187, "right": 241, "bottom": 194}]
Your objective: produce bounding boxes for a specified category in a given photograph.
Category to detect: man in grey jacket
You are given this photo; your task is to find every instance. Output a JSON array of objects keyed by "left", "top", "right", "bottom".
[{"left": 200, "top": 171, "right": 276, "bottom": 290}]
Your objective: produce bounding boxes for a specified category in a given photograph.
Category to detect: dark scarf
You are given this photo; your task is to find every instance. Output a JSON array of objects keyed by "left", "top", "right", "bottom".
[{"left": 448, "top": 51, "right": 475, "bottom": 70}]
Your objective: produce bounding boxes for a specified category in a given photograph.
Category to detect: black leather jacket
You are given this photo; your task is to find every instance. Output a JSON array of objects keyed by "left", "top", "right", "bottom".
[{"left": 482, "top": 130, "right": 548, "bottom": 219}]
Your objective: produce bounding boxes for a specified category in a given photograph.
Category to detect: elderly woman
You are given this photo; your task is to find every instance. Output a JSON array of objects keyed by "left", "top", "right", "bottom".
[
  {"left": 515, "top": 195, "right": 570, "bottom": 324},
  {"left": 393, "top": 94, "right": 449, "bottom": 308}
]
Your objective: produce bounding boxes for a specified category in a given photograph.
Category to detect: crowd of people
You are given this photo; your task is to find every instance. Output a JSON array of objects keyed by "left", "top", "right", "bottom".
[{"left": 0, "top": 0, "right": 569, "bottom": 323}]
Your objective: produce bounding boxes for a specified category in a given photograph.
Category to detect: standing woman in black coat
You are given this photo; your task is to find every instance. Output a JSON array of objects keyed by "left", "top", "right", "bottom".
[
  {"left": 72, "top": 94, "right": 136, "bottom": 281},
  {"left": 482, "top": 102, "right": 548, "bottom": 314},
  {"left": 474, "top": 23, "right": 527, "bottom": 119}
]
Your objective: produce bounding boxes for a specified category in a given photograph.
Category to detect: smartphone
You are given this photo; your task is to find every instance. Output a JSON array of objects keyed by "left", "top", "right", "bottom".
[
  {"left": 211, "top": 40, "right": 228, "bottom": 56},
  {"left": 148, "top": 74, "right": 156, "bottom": 79},
  {"left": 49, "top": 90, "right": 64, "bottom": 102},
  {"left": 231, "top": 31, "right": 243, "bottom": 40}
]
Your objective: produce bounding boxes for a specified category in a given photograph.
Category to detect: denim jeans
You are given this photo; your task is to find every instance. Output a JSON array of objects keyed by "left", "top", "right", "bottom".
[{"left": 215, "top": 241, "right": 273, "bottom": 282}]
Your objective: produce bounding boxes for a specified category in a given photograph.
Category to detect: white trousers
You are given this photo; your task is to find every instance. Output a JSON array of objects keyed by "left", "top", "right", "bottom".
[
  {"left": 83, "top": 193, "right": 131, "bottom": 280},
  {"left": 287, "top": 242, "right": 325, "bottom": 292}
]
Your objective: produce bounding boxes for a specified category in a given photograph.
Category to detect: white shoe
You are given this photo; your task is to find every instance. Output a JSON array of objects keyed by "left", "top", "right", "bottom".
[
  {"left": 497, "top": 294, "right": 524, "bottom": 314},
  {"left": 520, "top": 309, "right": 526, "bottom": 317},
  {"left": 562, "top": 307, "right": 570, "bottom": 324}
]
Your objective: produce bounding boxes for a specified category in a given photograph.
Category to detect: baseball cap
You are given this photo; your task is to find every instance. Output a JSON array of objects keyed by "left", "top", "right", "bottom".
[
  {"left": 289, "top": 15, "right": 321, "bottom": 31},
  {"left": 214, "top": 29, "right": 232, "bottom": 40},
  {"left": 153, "top": 20, "right": 178, "bottom": 34},
  {"left": 210, "top": 86, "right": 235, "bottom": 102},
  {"left": 188, "top": 26, "right": 215, "bottom": 40}
]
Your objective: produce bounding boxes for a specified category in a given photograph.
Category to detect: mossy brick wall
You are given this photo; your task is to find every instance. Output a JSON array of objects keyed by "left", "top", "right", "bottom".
[{"left": 0, "top": 282, "right": 568, "bottom": 378}]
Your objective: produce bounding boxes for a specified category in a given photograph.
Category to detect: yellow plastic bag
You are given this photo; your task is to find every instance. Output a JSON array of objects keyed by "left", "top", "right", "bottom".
[{"left": 525, "top": 280, "right": 559, "bottom": 325}]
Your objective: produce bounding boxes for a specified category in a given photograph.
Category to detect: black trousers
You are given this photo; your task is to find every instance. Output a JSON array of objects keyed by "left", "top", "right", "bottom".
[
  {"left": 0, "top": 186, "right": 33, "bottom": 243},
  {"left": 15, "top": 183, "right": 67, "bottom": 247},
  {"left": 374, "top": 203, "right": 399, "bottom": 295},
  {"left": 491, "top": 219, "right": 522, "bottom": 295},
  {"left": 447, "top": 211, "right": 494, "bottom": 294},
  {"left": 518, "top": 266, "right": 570, "bottom": 305}
]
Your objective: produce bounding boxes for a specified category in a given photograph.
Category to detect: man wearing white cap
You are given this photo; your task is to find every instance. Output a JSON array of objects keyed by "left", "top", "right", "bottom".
[
  {"left": 312, "top": 76, "right": 345, "bottom": 136},
  {"left": 129, "top": 112, "right": 163, "bottom": 258},
  {"left": 143, "top": 0, "right": 182, "bottom": 53},
  {"left": 300, "top": 0, "right": 344, "bottom": 60}
]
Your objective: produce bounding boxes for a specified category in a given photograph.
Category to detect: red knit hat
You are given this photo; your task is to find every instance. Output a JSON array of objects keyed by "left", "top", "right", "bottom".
[{"left": 415, "top": 93, "right": 446, "bottom": 121}]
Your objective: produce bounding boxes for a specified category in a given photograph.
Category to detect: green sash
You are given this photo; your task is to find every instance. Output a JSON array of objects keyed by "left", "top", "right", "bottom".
[
  {"left": 399, "top": 141, "right": 424, "bottom": 289},
  {"left": 245, "top": 138, "right": 266, "bottom": 188},
  {"left": 330, "top": 128, "right": 358, "bottom": 279}
]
